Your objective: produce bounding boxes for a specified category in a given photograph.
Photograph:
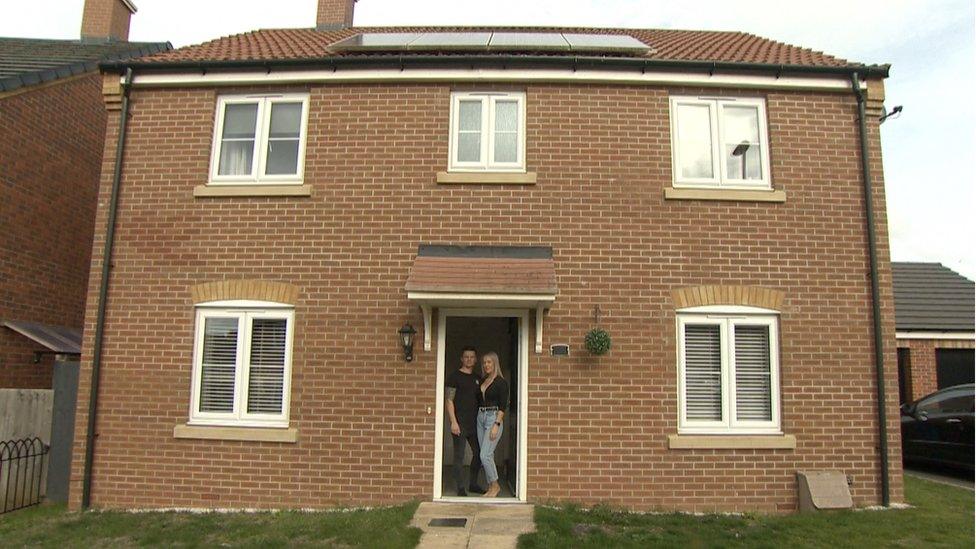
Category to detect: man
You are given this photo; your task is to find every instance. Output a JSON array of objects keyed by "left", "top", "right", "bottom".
[{"left": 446, "top": 347, "right": 484, "bottom": 496}]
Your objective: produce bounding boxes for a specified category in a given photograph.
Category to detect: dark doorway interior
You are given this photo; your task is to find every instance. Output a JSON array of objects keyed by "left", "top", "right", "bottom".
[
  {"left": 936, "top": 349, "right": 975, "bottom": 389},
  {"left": 897, "top": 348, "right": 912, "bottom": 404},
  {"left": 442, "top": 316, "right": 519, "bottom": 499}
]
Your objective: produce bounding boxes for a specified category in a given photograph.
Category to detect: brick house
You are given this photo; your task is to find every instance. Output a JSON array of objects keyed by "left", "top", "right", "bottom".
[
  {"left": 0, "top": 0, "right": 168, "bottom": 389},
  {"left": 70, "top": 0, "right": 904, "bottom": 512},
  {"left": 893, "top": 262, "right": 975, "bottom": 403}
]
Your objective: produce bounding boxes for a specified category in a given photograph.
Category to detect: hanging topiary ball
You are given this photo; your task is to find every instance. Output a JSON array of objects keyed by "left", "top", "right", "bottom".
[{"left": 584, "top": 328, "right": 611, "bottom": 355}]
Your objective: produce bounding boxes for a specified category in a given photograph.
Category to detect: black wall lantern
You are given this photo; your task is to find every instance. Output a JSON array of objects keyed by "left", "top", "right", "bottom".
[{"left": 398, "top": 323, "right": 417, "bottom": 362}]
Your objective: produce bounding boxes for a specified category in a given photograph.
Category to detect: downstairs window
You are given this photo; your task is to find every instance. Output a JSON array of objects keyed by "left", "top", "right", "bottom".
[
  {"left": 190, "top": 301, "right": 294, "bottom": 427},
  {"left": 677, "top": 306, "right": 781, "bottom": 434}
]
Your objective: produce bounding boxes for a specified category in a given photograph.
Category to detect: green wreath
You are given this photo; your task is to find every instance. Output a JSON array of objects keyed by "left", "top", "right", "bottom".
[{"left": 584, "top": 328, "right": 611, "bottom": 355}]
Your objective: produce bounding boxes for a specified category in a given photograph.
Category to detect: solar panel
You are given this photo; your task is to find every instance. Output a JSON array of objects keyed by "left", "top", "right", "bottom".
[
  {"left": 563, "top": 34, "right": 651, "bottom": 53},
  {"left": 328, "top": 32, "right": 652, "bottom": 55},
  {"left": 328, "top": 33, "right": 422, "bottom": 51},
  {"left": 489, "top": 33, "right": 570, "bottom": 51},
  {"left": 408, "top": 32, "right": 492, "bottom": 50}
]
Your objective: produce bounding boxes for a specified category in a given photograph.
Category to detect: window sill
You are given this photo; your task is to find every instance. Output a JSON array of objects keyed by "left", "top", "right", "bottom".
[
  {"left": 668, "top": 433, "right": 796, "bottom": 449},
  {"left": 173, "top": 423, "right": 299, "bottom": 443},
  {"left": 664, "top": 187, "right": 786, "bottom": 203},
  {"left": 193, "top": 185, "right": 312, "bottom": 198},
  {"left": 436, "top": 172, "right": 537, "bottom": 185}
]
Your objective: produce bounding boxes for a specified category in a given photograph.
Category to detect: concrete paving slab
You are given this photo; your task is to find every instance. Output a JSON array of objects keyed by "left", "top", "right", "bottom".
[
  {"left": 475, "top": 504, "right": 535, "bottom": 520},
  {"left": 471, "top": 516, "right": 535, "bottom": 535},
  {"left": 413, "top": 501, "right": 535, "bottom": 549},
  {"left": 467, "top": 533, "right": 520, "bottom": 549},
  {"left": 415, "top": 531, "right": 472, "bottom": 549}
]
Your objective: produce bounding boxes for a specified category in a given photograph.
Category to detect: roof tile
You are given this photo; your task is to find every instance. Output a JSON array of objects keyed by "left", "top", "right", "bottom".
[
  {"left": 0, "top": 37, "right": 171, "bottom": 92},
  {"left": 406, "top": 256, "right": 557, "bottom": 295},
  {"left": 137, "top": 26, "right": 862, "bottom": 68},
  {"left": 892, "top": 262, "right": 975, "bottom": 332}
]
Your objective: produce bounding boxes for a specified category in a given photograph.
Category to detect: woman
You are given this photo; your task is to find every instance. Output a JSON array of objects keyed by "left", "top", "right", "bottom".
[{"left": 477, "top": 351, "right": 509, "bottom": 498}]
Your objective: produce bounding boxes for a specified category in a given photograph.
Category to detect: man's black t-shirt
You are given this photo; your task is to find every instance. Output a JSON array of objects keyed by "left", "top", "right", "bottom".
[{"left": 446, "top": 369, "right": 481, "bottom": 433}]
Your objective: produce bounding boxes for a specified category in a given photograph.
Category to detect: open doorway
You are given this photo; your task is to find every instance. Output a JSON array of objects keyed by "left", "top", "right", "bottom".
[{"left": 434, "top": 309, "right": 528, "bottom": 502}]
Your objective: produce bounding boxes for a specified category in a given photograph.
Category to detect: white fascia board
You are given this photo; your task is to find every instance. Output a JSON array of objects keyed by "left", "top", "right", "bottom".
[
  {"left": 130, "top": 67, "right": 858, "bottom": 92},
  {"left": 895, "top": 331, "right": 975, "bottom": 341},
  {"left": 407, "top": 291, "right": 555, "bottom": 309},
  {"left": 121, "top": 0, "right": 138, "bottom": 14}
]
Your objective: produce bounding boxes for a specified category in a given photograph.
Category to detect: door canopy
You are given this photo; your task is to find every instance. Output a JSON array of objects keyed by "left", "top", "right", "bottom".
[{"left": 406, "top": 245, "right": 557, "bottom": 352}]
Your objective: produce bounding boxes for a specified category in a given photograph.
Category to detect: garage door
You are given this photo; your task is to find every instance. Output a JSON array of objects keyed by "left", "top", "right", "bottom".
[{"left": 936, "top": 349, "right": 975, "bottom": 389}]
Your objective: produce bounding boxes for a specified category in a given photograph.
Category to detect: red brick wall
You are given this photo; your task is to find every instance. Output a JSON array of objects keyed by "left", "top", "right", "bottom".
[
  {"left": 70, "top": 80, "right": 903, "bottom": 512},
  {"left": 0, "top": 74, "right": 104, "bottom": 388},
  {"left": 316, "top": 0, "right": 355, "bottom": 27},
  {"left": 80, "top": 0, "right": 131, "bottom": 42}
]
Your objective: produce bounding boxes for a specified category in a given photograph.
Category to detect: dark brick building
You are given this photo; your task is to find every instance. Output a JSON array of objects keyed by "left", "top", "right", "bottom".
[{"left": 0, "top": 0, "right": 168, "bottom": 389}]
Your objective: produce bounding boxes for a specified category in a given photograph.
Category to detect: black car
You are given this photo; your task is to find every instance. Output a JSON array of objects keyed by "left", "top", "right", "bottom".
[{"left": 900, "top": 384, "right": 974, "bottom": 471}]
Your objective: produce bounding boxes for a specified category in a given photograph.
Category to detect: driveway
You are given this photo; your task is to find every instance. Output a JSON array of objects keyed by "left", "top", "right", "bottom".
[{"left": 904, "top": 465, "right": 974, "bottom": 491}]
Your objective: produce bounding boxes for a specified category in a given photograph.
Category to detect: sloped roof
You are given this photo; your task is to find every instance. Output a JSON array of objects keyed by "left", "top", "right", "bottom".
[
  {"left": 406, "top": 245, "right": 557, "bottom": 295},
  {"left": 131, "top": 26, "right": 878, "bottom": 72},
  {"left": 2, "top": 320, "right": 82, "bottom": 354},
  {"left": 892, "top": 262, "right": 975, "bottom": 332},
  {"left": 0, "top": 37, "right": 170, "bottom": 92}
]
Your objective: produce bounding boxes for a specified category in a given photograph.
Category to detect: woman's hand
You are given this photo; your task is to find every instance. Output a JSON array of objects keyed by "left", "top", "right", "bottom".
[{"left": 489, "top": 424, "right": 499, "bottom": 441}]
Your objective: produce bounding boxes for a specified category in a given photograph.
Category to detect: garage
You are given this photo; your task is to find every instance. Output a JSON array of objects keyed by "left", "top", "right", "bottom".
[{"left": 936, "top": 349, "right": 975, "bottom": 389}]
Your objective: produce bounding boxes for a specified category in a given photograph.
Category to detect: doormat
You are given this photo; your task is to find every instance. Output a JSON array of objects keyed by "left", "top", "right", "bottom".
[{"left": 428, "top": 518, "right": 467, "bottom": 527}]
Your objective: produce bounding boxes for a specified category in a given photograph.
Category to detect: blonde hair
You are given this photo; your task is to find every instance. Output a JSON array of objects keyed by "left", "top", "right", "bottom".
[{"left": 482, "top": 351, "right": 504, "bottom": 380}]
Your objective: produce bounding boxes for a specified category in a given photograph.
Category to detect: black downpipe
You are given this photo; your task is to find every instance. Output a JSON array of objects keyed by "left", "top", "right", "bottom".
[
  {"left": 81, "top": 67, "right": 133, "bottom": 509},
  {"left": 851, "top": 73, "right": 890, "bottom": 507}
]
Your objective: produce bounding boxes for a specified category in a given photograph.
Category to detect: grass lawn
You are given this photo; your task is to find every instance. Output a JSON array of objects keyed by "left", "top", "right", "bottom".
[
  {"left": 1, "top": 477, "right": 970, "bottom": 548},
  {"left": 519, "top": 476, "right": 974, "bottom": 548},
  {"left": 0, "top": 501, "right": 422, "bottom": 548}
]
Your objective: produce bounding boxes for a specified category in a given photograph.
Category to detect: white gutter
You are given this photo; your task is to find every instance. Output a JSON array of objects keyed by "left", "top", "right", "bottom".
[
  {"left": 895, "top": 331, "right": 975, "bottom": 341},
  {"left": 129, "top": 67, "right": 860, "bottom": 92}
]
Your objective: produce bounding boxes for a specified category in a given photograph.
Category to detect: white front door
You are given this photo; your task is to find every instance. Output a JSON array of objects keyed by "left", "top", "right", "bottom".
[{"left": 433, "top": 308, "right": 529, "bottom": 502}]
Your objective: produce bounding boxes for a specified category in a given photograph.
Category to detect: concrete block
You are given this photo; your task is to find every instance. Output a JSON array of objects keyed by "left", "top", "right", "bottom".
[{"left": 796, "top": 470, "right": 853, "bottom": 512}]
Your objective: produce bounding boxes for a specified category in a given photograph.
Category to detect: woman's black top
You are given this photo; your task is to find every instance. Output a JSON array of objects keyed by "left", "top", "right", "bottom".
[{"left": 479, "top": 377, "right": 509, "bottom": 412}]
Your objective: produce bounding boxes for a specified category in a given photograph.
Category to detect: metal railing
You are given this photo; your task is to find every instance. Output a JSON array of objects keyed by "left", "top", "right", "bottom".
[{"left": 0, "top": 437, "right": 49, "bottom": 514}]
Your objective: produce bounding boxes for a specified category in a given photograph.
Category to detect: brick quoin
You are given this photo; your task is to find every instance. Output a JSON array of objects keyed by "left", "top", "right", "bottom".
[
  {"left": 69, "top": 81, "right": 903, "bottom": 513},
  {"left": 0, "top": 74, "right": 105, "bottom": 389}
]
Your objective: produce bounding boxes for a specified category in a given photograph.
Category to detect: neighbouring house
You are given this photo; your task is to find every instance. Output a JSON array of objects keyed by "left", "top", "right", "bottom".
[
  {"left": 0, "top": 0, "right": 169, "bottom": 389},
  {"left": 69, "top": 0, "right": 904, "bottom": 513},
  {"left": 893, "top": 262, "right": 975, "bottom": 403}
]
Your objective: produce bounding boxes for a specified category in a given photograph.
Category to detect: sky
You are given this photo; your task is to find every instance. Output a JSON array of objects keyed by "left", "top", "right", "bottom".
[{"left": 2, "top": 0, "right": 974, "bottom": 278}]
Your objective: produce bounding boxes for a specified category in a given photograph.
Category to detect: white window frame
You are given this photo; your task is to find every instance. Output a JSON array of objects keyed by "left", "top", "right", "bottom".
[
  {"left": 676, "top": 305, "right": 781, "bottom": 434},
  {"left": 448, "top": 91, "right": 526, "bottom": 173},
  {"left": 669, "top": 96, "right": 772, "bottom": 189},
  {"left": 208, "top": 93, "right": 310, "bottom": 185},
  {"left": 189, "top": 300, "right": 295, "bottom": 428}
]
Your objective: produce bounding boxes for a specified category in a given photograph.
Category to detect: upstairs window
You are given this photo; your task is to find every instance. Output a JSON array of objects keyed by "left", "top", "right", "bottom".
[
  {"left": 449, "top": 92, "right": 526, "bottom": 172},
  {"left": 669, "top": 96, "right": 771, "bottom": 188},
  {"left": 677, "top": 307, "right": 781, "bottom": 434},
  {"left": 190, "top": 302, "right": 294, "bottom": 427},
  {"left": 209, "top": 94, "right": 309, "bottom": 184}
]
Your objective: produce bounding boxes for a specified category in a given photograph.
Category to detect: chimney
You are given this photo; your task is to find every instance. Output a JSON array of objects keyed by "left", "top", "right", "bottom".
[
  {"left": 317, "top": 0, "right": 356, "bottom": 30},
  {"left": 80, "top": 0, "right": 137, "bottom": 42}
]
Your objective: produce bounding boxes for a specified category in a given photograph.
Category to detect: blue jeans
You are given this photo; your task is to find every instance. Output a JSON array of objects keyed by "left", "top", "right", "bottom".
[{"left": 477, "top": 409, "right": 503, "bottom": 483}]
